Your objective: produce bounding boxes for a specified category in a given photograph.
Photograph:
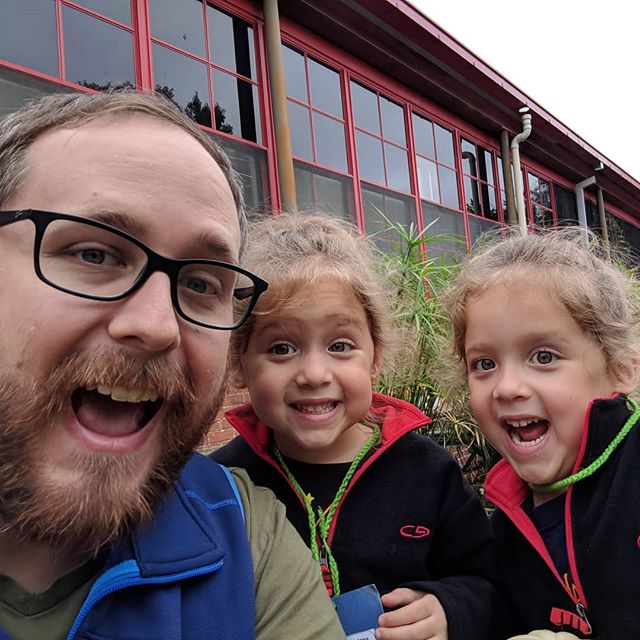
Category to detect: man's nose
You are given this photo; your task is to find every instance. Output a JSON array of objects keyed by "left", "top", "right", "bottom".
[
  {"left": 295, "top": 352, "right": 333, "bottom": 388},
  {"left": 107, "top": 272, "right": 181, "bottom": 353}
]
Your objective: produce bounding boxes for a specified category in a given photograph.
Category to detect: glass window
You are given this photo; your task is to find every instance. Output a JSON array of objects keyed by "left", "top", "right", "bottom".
[
  {"left": 62, "top": 6, "right": 135, "bottom": 90},
  {"left": 362, "top": 184, "right": 416, "bottom": 249},
  {"left": 554, "top": 183, "right": 578, "bottom": 226},
  {"left": 149, "top": 0, "right": 205, "bottom": 58},
  {"left": 282, "top": 45, "right": 307, "bottom": 103},
  {"left": 208, "top": 5, "right": 255, "bottom": 80},
  {"left": 413, "top": 114, "right": 436, "bottom": 159},
  {"left": 461, "top": 139, "right": 477, "bottom": 176},
  {"left": 216, "top": 135, "right": 269, "bottom": 213},
  {"left": 294, "top": 161, "right": 355, "bottom": 222},
  {"left": 350, "top": 81, "right": 380, "bottom": 134},
  {"left": 380, "top": 96, "right": 405, "bottom": 146},
  {"left": 464, "top": 175, "right": 480, "bottom": 214},
  {"left": 0, "top": 0, "right": 59, "bottom": 77},
  {"left": 434, "top": 124, "right": 455, "bottom": 166},
  {"left": 308, "top": 58, "right": 342, "bottom": 117},
  {"left": 287, "top": 101, "right": 312, "bottom": 161},
  {"left": 384, "top": 143, "right": 410, "bottom": 193},
  {"left": 421, "top": 202, "right": 467, "bottom": 260},
  {"left": 212, "top": 70, "right": 260, "bottom": 143},
  {"left": 527, "top": 172, "right": 554, "bottom": 228},
  {"left": 461, "top": 138, "right": 500, "bottom": 221},
  {"left": 417, "top": 157, "right": 439, "bottom": 203},
  {"left": 73, "top": 0, "right": 131, "bottom": 25},
  {"left": 439, "top": 166, "right": 459, "bottom": 209},
  {"left": 468, "top": 214, "right": 500, "bottom": 246},
  {"left": 355, "top": 131, "right": 384, "bottom": 185},
  {"left": 153, "top": 44, "right": 211, "bottom": 126},
  {"left": 313, "top": 113, "right": 347, "bottom": 172}
]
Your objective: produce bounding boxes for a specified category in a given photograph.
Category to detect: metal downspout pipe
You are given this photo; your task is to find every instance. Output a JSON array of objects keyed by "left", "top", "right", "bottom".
[
  {"left": 575, "top": 176, "right": 596, "bottom": 244},
  {"left": 596, "top": 186, "right": 610, "bottom": 258},
  {"left": 500, "top": 130, "right": 517, "bottom": 225},
  {"left": 264, "top": 0, "right": 297, "bottom": 212},
  {"left": 510, "top": 108, "right": 532, "bottom": 236}
]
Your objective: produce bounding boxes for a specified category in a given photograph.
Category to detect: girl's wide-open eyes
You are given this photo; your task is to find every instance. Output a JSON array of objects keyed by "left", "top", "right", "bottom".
[
  {"left": 268, "top": 342, "right": 296, "bottom": 356},
  {"left": 328, "top": 340, "right": 354, "bottom": 353},
  {"left": 472, "top": 358, "right": 495, "bottom": 372},
  {"left": 531, "top": 350, "right": 556, "bottom": 365}
]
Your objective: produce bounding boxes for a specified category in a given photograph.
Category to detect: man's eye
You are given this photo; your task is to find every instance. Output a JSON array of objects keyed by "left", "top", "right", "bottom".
[
  {"left": 532, "top": 350, "right": 555, "bottom": 365},
  {"left": 473, "top": 358, "right": 495, "bottom": 372},
  {"left": 328, "top": 341, "right": 353, "bottom": 353},
  {"left": 268, "top": 343, "right": 295, "bottom": 356},
  {"left": 74, "top": 247, "right": 120, "bottom": 266}
]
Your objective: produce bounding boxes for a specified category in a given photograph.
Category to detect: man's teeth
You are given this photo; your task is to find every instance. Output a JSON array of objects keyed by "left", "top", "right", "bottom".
[
  {"left": 294, "top": 402, "right": 336, "bottom": 414},
  {"left": 91, "top": 386, "right": 159, "bottom": 403}
]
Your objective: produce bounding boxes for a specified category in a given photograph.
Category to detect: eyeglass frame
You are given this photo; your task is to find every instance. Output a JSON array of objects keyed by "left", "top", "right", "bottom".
[{"left": 0, "top": 208, "right": 268, "bottom": 330}]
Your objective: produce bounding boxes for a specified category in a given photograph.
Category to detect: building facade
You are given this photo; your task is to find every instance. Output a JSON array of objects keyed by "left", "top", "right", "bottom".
[{"left": 3, "top": 0, "right": 640, "bottom": 447}]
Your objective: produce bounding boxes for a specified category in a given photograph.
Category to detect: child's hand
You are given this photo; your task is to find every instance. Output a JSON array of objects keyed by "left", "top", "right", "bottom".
[{"left": 375, "top": 588, "right": 447, "bottom": 639}]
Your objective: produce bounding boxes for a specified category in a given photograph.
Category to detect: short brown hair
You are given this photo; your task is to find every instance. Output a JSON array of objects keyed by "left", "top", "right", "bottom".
[{"left": 0, "top": 90, "right": 245, "bottom": 230}]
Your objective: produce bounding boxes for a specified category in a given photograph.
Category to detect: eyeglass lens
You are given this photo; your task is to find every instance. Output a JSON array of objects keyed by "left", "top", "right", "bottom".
[{"left": 38, "top": 218, "right": 251, "bottom": 328}]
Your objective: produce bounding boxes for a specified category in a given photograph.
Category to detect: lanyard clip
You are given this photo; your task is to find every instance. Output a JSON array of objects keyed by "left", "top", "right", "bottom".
[{"left": 576, "top": 602, "right": 593, "bottom": 635}]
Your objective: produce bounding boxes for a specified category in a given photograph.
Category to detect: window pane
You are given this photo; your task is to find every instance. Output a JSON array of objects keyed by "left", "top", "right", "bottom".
[
  {"left": 417, "top": 157, "right": 440, "bottom": 202},
  {"left": 153, "top": 44, "right": 211, "bottom": 126},
  {"left": 308, "top": 58, "right": 342, "bottom": 117},
  {"left": 434, "top": 124, "right": 455, "bottom": 166},
  {"left": 464, "top": 176, "right": 480, "bottom": 214},
  {"left": 287, "top": 100, "right": 312, "bottom": 161},
  {"left": 538, "top": 177, "right": 551, "bottom": 208},
  {"left": 362, "top": 184, "right": 415, "bottom": 249},
  {"left": 380, "top": 96, "right": 405, "bottom": 146},
  {"left": 439, "top": 166, "right": 459, "bottom": 209},
  {"left": 73, "top": 0, "right": 131, "bottom": 25},
  {"left": 481, "top": 149, "right": 494, "bottom": 184},
  {"left": 468, "top": 214, "right": 500, "bottom": 246},
  {"left": 212, "top": 70, "right": 260, "bottom": 143},
  {"left": 533, "top": 203, "right": 546, "bottom": 227},
  {"left": 0, "top": 0, "right": 59, "bottom": 77},
  {"left": 412, "top": 113, "right": 435, "bottom": 159},
  {"left": 356, "top": 131, "right": 384, "bottom": 184},
  {"left": 461, "top": 138, "right": 477, "bottom": 176},
  {"left": 528, "top": 173, "right": 540, "bottom": 203},
  {"left": 63, "top": 7, "right": 135, "bottom": 90},
  {"left": 313, "top": 113, "right": 347, "bottom": 172},
  {"left": 422, "top": 202, "right": 466, "bottom": 260},
  {"left": 554, "top": 183, "right": 578, "bottom": 225},
  {"left": 282, "top": 45, "right": 307, "bottom": 103},
  {"left": 149, "top": 0, "right": 205, "bottom": 58},
  {"left": 294, "top": 161, "right": 355, "bottom": 222},
  {"left": 216, "top": 135, "right": 269, "bottom": 213},
  {"left": 0, "top": 67, "right": 74, "bottom": 119},
  {"left": 208, "top": 6, "right": 255, "bottom": 80},
  {"left": 350, "top": 81, "right": 380, "bottom": 134},
  {"left": 482, "top": 184, "right": 498, "bottom": 221},
  {"left": 384, "top": 143, "right": 410, "bottom": 193}
]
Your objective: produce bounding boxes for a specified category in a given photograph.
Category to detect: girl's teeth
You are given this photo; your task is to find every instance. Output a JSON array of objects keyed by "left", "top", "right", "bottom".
[
  {"left": 296, "top": 403, "right": 335, "bottom": 414},
  {"left": 509, "top": 429, "right": 546, "bottom": 447}
]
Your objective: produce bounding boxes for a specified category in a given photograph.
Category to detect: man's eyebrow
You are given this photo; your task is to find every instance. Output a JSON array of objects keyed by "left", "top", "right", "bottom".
[{"left": 85, "top": 211, "right": 237, "bottom": 262}]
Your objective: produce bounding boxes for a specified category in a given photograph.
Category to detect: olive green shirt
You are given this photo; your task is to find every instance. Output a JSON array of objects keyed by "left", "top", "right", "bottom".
[{"left": 0, "top": 467, "right": 345, "bottom": 640}]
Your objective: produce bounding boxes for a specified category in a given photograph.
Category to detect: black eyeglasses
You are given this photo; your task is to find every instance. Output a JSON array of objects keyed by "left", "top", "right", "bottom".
[{"left": 0, "top": 209, "right": 267, "bottom": 330}]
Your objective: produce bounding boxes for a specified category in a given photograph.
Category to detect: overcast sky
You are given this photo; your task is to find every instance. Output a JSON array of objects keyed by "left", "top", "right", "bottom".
[{"left": 408, "top": 0, "right": 640, "bottom": 182}]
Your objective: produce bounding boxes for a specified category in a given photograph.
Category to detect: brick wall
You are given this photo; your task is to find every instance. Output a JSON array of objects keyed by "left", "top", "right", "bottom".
[{"left": 197, "top": 386, "right": 249, "bottom": 454}]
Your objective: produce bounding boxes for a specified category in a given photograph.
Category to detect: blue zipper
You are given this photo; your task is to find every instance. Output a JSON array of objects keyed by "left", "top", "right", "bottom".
[{"left": 65, "top": 558, "right": 223, "bottom": 640}]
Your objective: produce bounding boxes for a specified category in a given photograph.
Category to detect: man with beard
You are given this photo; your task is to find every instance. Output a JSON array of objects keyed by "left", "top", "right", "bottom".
[{"left": 0, "top": 92, "right": 345, "bottom": 640}]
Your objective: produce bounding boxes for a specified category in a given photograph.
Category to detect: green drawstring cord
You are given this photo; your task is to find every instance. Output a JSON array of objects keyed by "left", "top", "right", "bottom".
[
  {"left": 272, "top": 425, "right": 380, "bottom": 596},
  {"left": 530, "top": 398, "right": 640, "bottom": 493}
]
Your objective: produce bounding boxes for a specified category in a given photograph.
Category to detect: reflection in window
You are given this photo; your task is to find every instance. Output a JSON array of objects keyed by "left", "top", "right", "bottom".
[
  {"left": 468, "top": 214, "right": 501, "bottom": 246},
  {"left": 0, "top": 0, "right": 59, "bottom": 77},
  {"left": 149, "top": 0, "right": 205, "bottom": 58},
  {"left": 212, "top": 69, "right": 260, "bottom": 143},
  {"left": 554, "top": 183, "right": 578, "bottom": 226},
  {"left": 294, "top": 161, "right": 355, "bottom": 222},
  {"left": 208, "top": 5, "right": 255, "bottom": 80},
  {"left": 73, "top": 0, "right": 131, "bottom": 25},
  {"left": 153, "top": 44, "right": 211, "bottom": 127},
  {"left": 461, "top": 138, "right": 499, "bottom": 221},
  {"left": 361, "top": 183, "right": 416, "bottom": 249},
  {"left": 527, "top": 172, "right": 554, "bottom": 228},
  {"left": 421, "top": 202, "right": 467, "bottom": 260},
  {"left": 283, "top": 45, "right": 347, "bottom": 173},
  {"left": 413, "top": 113, "right": 459, "bottom": 209},
  {"left": 63, "top": 6, "right": 135, "bottom": 90},
  {"left": 352, "top": 81, "right": 409, "bottom": 193}
]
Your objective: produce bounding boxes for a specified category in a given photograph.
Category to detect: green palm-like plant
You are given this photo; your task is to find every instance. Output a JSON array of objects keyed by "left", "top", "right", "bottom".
[{"left": 372, "top": 214, "right": 498, "bottom": 492}]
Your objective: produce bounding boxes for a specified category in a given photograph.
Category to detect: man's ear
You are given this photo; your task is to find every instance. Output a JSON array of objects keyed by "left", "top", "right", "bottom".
[
  {"left": 228, "top": 359, "right": 247, "bottom": 389},
  {"left": 614, "top": 349, "right": 640, "bottom": 395}
]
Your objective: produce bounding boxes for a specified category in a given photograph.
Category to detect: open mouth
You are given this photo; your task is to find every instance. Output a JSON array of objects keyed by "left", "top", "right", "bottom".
[
  {"left": 504, "top": 418, "right": 549, "bottom": 447},
  {"left": 71, "top": 386, "right": 162, "bottom": 437},
  {"left": 290, "top": 401, "right": 338, "bottom": 415}
]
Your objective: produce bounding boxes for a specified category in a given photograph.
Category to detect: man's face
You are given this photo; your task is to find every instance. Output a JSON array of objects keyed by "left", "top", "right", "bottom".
[{"left": 0, "top": 115, "right": 240, "bottom": 550}]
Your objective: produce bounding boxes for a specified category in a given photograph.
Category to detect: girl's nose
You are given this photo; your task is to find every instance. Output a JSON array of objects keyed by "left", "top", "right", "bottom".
[
  {"left": 295, "top": 354, "right": 333, "bottom": 387},
  {"left": 492, "top": 366, "right": 531, "bottom": 401}
]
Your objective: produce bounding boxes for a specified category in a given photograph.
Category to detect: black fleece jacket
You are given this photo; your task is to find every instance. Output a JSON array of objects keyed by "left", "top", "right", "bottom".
[
  {"left": 212, "top": 393, "right": 495, "bottom": 640},
  {"left": 485, "top": 394, "right": 640, "bottom": 640}
]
